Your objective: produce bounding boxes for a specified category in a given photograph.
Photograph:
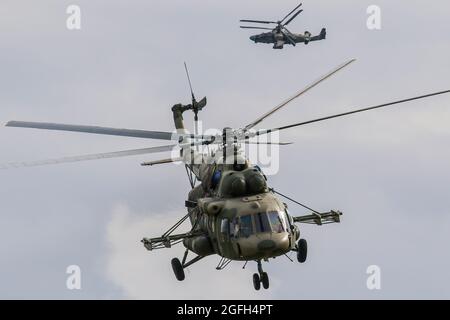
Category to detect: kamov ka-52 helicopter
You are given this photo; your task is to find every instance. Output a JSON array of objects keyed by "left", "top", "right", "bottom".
[
  {"left": 240, "top": 3, "right": 326, "bottom": 49},
  {"left": 4, "top": 60, "right": 450, "bottom": 290}
]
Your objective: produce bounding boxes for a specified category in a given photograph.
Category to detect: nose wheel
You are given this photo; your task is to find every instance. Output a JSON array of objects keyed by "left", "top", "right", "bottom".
[
  {"left": 252, "top": 260, "right": 270, "bottom": 290},
  {"left": 252, "top": 273, "right": 261, "bottom": 290},
  {"left": 296, "top": 238, "right": 308, "bottom": 263}
]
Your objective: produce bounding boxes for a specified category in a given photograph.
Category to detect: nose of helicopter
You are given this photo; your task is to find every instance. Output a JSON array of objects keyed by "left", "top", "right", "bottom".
[
  {"left": 257, "top": 239, "right": 276, "bottom": 252},
  {"left": 249, "top": 35, "right": 256, "bottom": 42},
  {"left": 238, "top": 233, "right": 290, "bottom": 259}
]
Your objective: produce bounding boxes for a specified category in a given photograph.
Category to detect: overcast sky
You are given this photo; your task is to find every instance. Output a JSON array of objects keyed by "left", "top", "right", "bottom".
[{"left": 0, "top": 0, "right": 450, "bottom": 299}]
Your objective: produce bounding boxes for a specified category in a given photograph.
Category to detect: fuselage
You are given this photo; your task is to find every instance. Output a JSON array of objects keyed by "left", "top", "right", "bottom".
[
  {"left": 250, "top": 31, "right": 304, "bottom": 48},
  {"left": 211, "top": 192, "right": 298, "bottom": 260},
  {"left": 183, "top": 161, "right": 300, "bottom": 261},
  {"left": 173, "top": 105, "right": 300, "bottom": 261},
  {"left": 249, "top": 28, "right": 325, "bottom": 49}
]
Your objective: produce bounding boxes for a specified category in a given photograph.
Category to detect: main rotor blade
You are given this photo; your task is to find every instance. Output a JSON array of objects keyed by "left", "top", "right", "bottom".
[
  {"left": 239, "top": 19, "right": 277, "bottom": 24},
  {"left": 244, "top": 141, "right": 293, "bottom": 145},
  {"left": 280, "top": 3, "right": 303, "bottom": 24},
  {"left": 243, "top": 59, "right": 356, "bottom": 131},
  {"left": 184, "top": 62, "right": 196, "bottom": 102},
  {"left": 283, "top": 9, "right": 303, "bottom": 26},
  {"left": 0, "top": 144, "right": 177, "bottom": 169},
  {"left": 254, "top": 90, "right": 450, "bottom": 136},
  {"left": 5, "top": 121, "right": 211, "bottom": 141},
  {"left": 141, "top": 157, "right": 183, "bottom": 167},
  {"left": 209, "top": 138, "right": 292, "bottom": 145},
  {"left": 240, "top": 26, "right": 273, "bottom": 30}
]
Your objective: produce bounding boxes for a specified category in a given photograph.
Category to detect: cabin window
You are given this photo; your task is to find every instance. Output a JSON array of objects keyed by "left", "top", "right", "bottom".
[
  {"left": 220, "top": 218, "right": 229, "bottom": 239},
  {"left": 210, "top": 216, "right": 215, "bottom": 233},
  {"left": 204, "top": 215, "right": 209, "bottom": 229}
]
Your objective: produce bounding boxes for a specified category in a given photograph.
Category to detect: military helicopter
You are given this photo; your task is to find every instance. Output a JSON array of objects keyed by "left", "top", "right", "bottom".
[
  {"left": 3, "top": 60, "right": 450, "bottom": 290},
  {"left": 240, "top": 3, "right": 326, "bottom": 49}
]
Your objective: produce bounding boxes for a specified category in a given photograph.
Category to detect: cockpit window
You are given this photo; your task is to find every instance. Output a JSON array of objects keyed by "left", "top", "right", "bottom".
[
  {"left": 224, "top": 212, "right": 287, "bottom": 239},
  {"left": 239, "top": 215, "right": 253, "bottom": 238},
  {"left": 255, "top": 212, "right": 271, "bottom": 233},
  {"left": 268, "top": 211, "right": 285, "bottom": 233},
  {"left": 255, "top": 211, "right": 286, "bottom": 233},
  {"left": 229, "top": 215, "right": 253, "bottom": 239}
]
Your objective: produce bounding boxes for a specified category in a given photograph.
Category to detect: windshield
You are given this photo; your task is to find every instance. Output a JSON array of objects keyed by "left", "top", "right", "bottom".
[
  {"left": 255, "top": 212, "right": 271, "bottom": 233},
  {"left": 268, "top": 211, "right": 285, "bottom": 233},
  {"left": 230, "top": 215, "right": 253, "bottom": 239},
  {"left": 240, "top": 215, "right": 253, "bottom": 238},
  {"left": 255, "top": 211, "right": 286, "bottom": 234},
  {"left": 224, "top": 211, "right": 287, "bottom": 239}
]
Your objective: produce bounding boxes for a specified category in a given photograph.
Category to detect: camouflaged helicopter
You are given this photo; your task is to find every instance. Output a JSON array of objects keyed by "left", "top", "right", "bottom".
[
  {"left": 4, "top": 60, "right": 450, "bottom": 290},
  {"left": 240, "top": 3, "right": 326, "bottom": 49}
]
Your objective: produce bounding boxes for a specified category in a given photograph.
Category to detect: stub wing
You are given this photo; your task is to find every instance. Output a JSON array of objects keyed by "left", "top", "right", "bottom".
[{"left": 294, "top": 210, "right": 342, "bottom": 225}]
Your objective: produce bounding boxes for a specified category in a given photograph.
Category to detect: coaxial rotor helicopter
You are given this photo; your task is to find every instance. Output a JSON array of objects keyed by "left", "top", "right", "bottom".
[
  {"left": 3, "top": 60, "right": 450, "bottom": 290},
  {"left": 240, "top": 3, "right": 326, "bottom": 49}
]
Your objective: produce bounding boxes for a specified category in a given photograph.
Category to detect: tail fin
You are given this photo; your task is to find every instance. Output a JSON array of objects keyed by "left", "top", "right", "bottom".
[{"left": 320, "top": 28, "right": 326, "bottom": 39}]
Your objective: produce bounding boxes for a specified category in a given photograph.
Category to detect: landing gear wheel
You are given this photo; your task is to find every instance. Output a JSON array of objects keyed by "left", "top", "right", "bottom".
[
  {"left": 171, "top": 258, "right": 185, "bottom": 281},
  {"left": 261, "top": 272, "right": 269, "bottom": 289},
  {"left": 253, "top": 273, "right": 261, "bottom": 291},
  {"left": 297, "top": 239, "right": 308, "bottom": 263}
]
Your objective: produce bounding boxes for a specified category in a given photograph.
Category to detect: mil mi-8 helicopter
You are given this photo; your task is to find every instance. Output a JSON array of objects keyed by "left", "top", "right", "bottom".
[
  {"left": 3, "top": 60, "right": 450, "bottom": 290},
  {"left": 240, "top": 3, "right": 326, "bottom": 49}
]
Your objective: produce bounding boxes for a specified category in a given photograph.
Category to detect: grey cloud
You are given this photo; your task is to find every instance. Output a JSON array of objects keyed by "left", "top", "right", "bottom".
[{"left": 0, "top": 0, "right": 449, "bottom": 299}]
